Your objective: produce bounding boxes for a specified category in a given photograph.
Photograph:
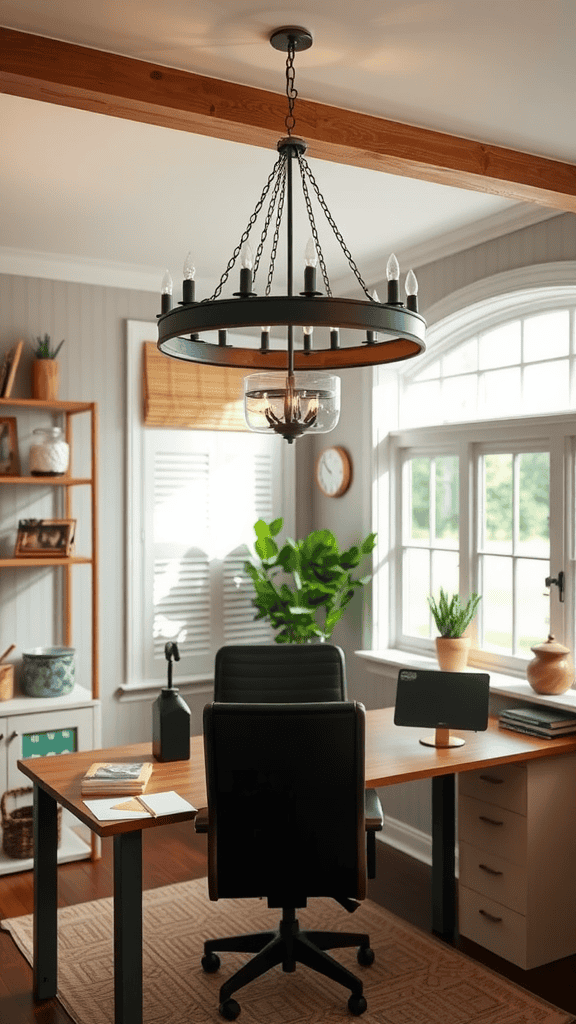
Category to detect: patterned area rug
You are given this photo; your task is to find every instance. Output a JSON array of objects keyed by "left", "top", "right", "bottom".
[{"left": 2, "top": 876, "right": 573, "bottom": 1024}]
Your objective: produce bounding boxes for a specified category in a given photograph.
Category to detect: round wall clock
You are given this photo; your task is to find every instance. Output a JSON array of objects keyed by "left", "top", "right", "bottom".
[{"left": 315, "top": 446, "right": 352, "bottom": 498}]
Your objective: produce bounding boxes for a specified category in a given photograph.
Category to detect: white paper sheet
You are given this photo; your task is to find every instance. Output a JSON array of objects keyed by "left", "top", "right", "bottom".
[{"left": 83, "top": 791, "right": 198, "bottom": 821}]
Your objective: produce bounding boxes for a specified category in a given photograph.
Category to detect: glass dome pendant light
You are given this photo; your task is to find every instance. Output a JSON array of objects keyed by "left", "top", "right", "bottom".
[{"left": 157, "top": 27, "right": 426, "bottom": 443}]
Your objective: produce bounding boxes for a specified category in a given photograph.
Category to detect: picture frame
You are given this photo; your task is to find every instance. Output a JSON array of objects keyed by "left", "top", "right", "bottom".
[
  {"left": 0, "top": 417, "right": 20, "bottom": 476},
  {"left": 0, "top": 340, "right": 23, "bottom": 398},
  {"left": 14, "top": 518, "right": 76, "bottom": 558}
]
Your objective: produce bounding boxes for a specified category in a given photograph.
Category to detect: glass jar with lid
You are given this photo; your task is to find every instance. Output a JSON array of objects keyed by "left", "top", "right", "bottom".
[{"left": 29, "top": 427, "right": 70, "bottom": 476}]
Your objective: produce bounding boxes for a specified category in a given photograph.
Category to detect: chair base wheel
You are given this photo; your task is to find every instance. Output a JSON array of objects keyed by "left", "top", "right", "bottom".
[
  {"left": 219, "top": 998, "right": 241, "bottom": 1020},
  {"left": 202, "top": 952, "right": 221, "bottom": 973},
  {"left": 357, "top": 945, "right": 375, "bottom": 967},
  {"left": 348, "top": 993, "right": 367, "bottom": 1016}
]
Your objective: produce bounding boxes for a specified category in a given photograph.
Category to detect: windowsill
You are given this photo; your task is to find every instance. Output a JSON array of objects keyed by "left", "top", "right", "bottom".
[
  {"left": 355, "top": 648, "right": 576, "bottom": 712},
  {"left": 117, "top": 676, "right": 214, "bottom": 703}
]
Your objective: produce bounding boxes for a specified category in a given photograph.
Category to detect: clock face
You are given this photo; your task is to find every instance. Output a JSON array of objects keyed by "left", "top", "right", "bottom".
[{"left": 315, "top": 446, "right": 351, "bottom": 497}]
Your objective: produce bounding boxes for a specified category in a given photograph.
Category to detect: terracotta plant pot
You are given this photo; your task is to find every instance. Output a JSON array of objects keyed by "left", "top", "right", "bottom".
[
  {"left": 526, "top": 634, "right": 574, "bottom": 694},
  {"left": 435, "top": 636, "right": 471, "bottom": 672},
  {"left": 32, "top": 359, "right": 59, "bottom": 401}
]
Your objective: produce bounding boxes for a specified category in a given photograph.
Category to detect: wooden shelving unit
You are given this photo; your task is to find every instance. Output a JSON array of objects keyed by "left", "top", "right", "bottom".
[{"left": 0, "top": 398, "right": 100, "bottom": 871}]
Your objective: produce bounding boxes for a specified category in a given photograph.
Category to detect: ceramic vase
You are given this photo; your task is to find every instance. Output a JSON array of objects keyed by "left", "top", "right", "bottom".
[
  {"left": 526, "top": 634, "right": 574, "bottom": 695},
  {"left": 435, "top": 636, "right": 471, "bottom": 672},
  {"left": 32, "top": 359, "right": 59, "bottom": 401}
]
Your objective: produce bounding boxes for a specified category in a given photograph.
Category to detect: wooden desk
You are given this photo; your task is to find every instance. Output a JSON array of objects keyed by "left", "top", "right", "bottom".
[{"left": 18, "top": 710, "right": 576, "bottom": 1024}]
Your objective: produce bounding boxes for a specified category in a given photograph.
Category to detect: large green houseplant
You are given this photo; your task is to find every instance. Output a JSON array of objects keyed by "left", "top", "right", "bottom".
[{"left": 244, "top": 518, "right": 377, "bottom": 643}]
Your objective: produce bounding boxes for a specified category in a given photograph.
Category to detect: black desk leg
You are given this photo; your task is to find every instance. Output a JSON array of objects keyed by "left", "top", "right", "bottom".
[
  {"left": 33, "top": 784, "right": 58, "bottom": 1000},
  {"left": 113, "top": 831, "right": 143, "bottom": 1024},
  {"left": 431, "top": 773, "right": 456, "bottom": 940}
]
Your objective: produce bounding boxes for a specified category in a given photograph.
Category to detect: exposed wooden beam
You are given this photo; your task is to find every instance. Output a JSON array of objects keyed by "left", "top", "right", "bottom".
[{"left": 1, "top": 28, "right": 576, "bottom": 212}]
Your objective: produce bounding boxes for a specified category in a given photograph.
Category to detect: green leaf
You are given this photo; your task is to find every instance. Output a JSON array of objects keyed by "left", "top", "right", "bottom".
[
  {"left": 255, "top": 536, "right": 278, "bottom": 560},
  {"left": 268, "top": 517, "right": 284, "bottom": 536}
]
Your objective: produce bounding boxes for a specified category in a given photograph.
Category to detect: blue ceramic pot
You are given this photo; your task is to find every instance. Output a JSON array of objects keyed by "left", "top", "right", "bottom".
[{"left": 21, "top": 647, "right": 76, "bottom": 697}]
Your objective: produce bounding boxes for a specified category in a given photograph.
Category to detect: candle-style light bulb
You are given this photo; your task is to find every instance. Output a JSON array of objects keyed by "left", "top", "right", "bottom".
[
  {"left": 161, "top": 270, "right": 173, "bottom": 313},
  {"left": 303, "top": 325, "right": 313, "bottom": 352},
  {"left": 386, "top": 253, "right": 400, "bottom": 303},
  {"left": 330, "top": 327, "right": 340, "bottom": 350},
  {"left": 305, "top": 237, "right": 318, "bottom": 267},
  {"left": 240, "top": 242, "right": 254, "bottom": 270},
  {"left": 182, "top": 252, "right": 196, "bottom": 303},
  {"left": 371, "top": 289, "right": 380, "bottom": 303},
  {"left": 238, "top": 242, "right": 254, "bottom": 296},
  {"left": 260, "top": 326, "right": 270, "bottom": 352},
  {"left": 405, "top": 268, "right": 419, "bottom": 311},
  {"left": 303, "top": 237, "right": 318, "bottom": 294},
  {"left": 366, "top": 290, "right": 380, "bottom": 344},
  {"left": 386, "top": 253, "right": 400, "bottom": 281}
]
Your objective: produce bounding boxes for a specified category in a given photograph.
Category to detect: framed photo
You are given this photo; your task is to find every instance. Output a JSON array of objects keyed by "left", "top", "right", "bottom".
[
  {"left": 0, "top": 417, "right": 20, "bottom": 476},
  {"left": 14, "top": 518, "right": 76, "bottom": 557},
  {"left": 0, "top": 340, "right": 23, "bottom": 398}
]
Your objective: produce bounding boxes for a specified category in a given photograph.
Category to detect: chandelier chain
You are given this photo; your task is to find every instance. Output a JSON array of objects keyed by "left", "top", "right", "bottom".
[
  {"left": 205, "top": 154, "right": 285, "bottom": 302},
  {"left": 298, "top": 156, "right": 372, "bottom": 299},
  {"left": 264, "top": 164, "right": 287, "bottom": 296},
  {"left": 252, "top": 152, "right": 288, "bottom": 286},
  {"left": 297, "top": 158, "right": 332, "bottom": 297},
  {"left": 284, "top": 44, "right": 297, "bottom": 136}
]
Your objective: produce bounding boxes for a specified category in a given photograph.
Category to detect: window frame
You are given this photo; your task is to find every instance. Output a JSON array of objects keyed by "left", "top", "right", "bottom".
[{"left": 123, "top": 320, "right": 295, "bottom": 698}]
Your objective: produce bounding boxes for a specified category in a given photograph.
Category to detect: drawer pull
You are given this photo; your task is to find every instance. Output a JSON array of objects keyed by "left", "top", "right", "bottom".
[
  {"left": 479, "top": 774, "right": 503, "bottom": 784},
  {"left": 479, "top": 863, "right": 503, "bottom": 876},
  {"left": 479, "top": 908, "right": 503, "bottom": 924},
  {"left": 479, "top": 814, "right": 503, "bottom": 826}
]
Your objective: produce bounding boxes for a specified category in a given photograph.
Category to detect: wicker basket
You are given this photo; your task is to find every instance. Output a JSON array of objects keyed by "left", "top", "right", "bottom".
[{"left": 1, "top": 786, "right": 62, "bottom": 859}]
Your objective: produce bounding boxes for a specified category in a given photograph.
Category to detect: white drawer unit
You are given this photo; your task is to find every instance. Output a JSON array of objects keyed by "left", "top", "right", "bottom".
[
  {"left": 458, "top": 755, "right": 576, "bottom": 969},
  {"left": 0, "top": 687, "right": 101, "bottom": 875}
]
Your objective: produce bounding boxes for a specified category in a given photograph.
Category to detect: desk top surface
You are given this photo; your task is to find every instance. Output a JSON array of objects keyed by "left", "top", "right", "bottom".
[{"left": 18, "top": 708, "right": 576, "bottom": 838}]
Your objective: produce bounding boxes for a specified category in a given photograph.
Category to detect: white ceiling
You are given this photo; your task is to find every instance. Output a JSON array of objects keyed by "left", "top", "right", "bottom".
[{"left": 1, "top": 0, "right": 574, "bottom": 295}]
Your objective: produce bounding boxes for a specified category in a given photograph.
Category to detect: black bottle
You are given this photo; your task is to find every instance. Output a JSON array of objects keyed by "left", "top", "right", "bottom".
[{"left": 152, "top": 642, "right": 190, "bottom": 761}]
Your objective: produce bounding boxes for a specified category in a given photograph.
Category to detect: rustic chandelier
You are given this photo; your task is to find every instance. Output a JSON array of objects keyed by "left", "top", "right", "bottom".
[{"left": 157, "top": 27, "right": 426, "bottom": 442}]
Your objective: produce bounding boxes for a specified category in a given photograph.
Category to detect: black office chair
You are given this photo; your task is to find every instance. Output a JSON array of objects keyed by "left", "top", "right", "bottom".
[
  {"left": 214, "top": 644, "right": 383, "bottom": 877},
  {"left": 200, "top": 701, "right": 374, "bottom": 1019}
]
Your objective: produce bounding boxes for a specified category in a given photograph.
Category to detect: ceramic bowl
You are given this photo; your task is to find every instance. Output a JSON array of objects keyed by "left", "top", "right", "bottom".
[{"left": 21, "top": 647, "right": 76, "bottom": 697}]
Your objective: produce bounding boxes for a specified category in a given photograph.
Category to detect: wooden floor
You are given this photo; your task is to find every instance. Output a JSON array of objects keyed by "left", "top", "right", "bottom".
[{"left": 1, "top": 829, "right": 575, "bottom": 1022}]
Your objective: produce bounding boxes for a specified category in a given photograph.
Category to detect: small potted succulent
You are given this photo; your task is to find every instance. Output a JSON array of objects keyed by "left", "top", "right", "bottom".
[
  {"left": 428, "top": 587, "right": 481, "bottom": 671},
  {"left": 31, "top": 334, "right": 65, "bottom": 401},
  {"left": 244, "top": 517, "right": 376, "bottom": 643}
]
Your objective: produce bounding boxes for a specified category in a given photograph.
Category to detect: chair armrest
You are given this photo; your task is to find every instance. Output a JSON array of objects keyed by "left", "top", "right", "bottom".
[
  {"left": 194, "top": 807, "right": 208, "bottom": 833},
  {"left": 365, "top": 788, "right": 383, "bottom": 832}
]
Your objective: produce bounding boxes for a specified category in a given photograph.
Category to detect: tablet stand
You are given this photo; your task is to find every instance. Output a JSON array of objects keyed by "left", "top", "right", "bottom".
[{"left": 419, "top": 727, "right": 465, "bottom": 748}]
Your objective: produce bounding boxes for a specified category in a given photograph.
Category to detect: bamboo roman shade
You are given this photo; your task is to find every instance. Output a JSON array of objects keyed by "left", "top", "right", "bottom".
[{"left": 143, "top": 342, "right": 248, "bottom": 430}]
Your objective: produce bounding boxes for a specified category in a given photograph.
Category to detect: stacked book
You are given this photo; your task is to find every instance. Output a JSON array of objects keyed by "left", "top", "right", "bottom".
[
  {"left": 499, "top": 706, "right": 576, "bottom": 738},
  {"left": 81, "top": 761, "right": 153, "bottom": 797}
]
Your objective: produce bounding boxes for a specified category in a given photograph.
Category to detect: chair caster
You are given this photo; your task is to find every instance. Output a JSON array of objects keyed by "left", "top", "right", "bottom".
[
  {"left": 219, "top": 998, "right": 241, "bottom": 1020},
  {"left": 357, "top": 945, "right": 375, "bottom": 967},
  {"left": 202, "top": 952, "right": 221, "bottom": 973},
  {"left": 348, "top": 993, "right": 367, "bottom": 1016}
]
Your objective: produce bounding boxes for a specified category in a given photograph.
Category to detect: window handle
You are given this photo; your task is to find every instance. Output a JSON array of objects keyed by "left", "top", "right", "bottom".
[{"left": 545, "top": 570, "right": 564, "bottom": 602}]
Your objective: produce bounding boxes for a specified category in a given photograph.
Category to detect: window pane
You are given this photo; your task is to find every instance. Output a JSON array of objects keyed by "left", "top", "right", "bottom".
[
  {"left": 404, "top": 548, "right": 430, "bottom": 638},
  {"left": 435, "top": 456, "right": 459, "bottom": 544},
  {"left": 517, "top": 559, "right": 550, "bottom": 658},
  {"left": 431, "top": 550, "right": 459, "bottom": 599},
  {"left": 401, "top": 380, "right": 441, "bottom": 427},
  {"left": 478, "top": 367, "right": 522, "bottom": 417},
  {"left": 524, "top": 310, "right": 570, "bottom": 361},
  {"left": 441, "top": 375, "right": 477, "bottom": 422},
  {"left": 483, "top": 453, "right": 513, "bottom": 554},
  {"left": 479, "top": 322, "right": 521, "bottom": 369},
  {"left": 409, "top": 457, "right": 430, "bottom": 542},
  {"left": 481, "top": 555, "right": 512, "bottom": 654},
  {"left": 523, "top": 360, "right": 569, "bottom": 412},
  {"left": 442, "top": 336, "right": 477, "bottom": 376},
  {"left": 518, "top": 452, "right": 550, "bottom": 557}
]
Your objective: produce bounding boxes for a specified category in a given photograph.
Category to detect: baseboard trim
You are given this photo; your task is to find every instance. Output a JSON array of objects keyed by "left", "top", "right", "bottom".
[{"left": 378, "top": 815, "right": 459, "bottom": 875}]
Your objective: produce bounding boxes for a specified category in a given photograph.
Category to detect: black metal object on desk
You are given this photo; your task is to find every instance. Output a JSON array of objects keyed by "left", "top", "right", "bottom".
[{"left": 152, "top": 642, "right": 191, "bottom": 762}]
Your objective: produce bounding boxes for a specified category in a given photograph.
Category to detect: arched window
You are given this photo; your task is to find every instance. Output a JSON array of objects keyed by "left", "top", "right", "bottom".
[{"left": 373, "top": 265, "right": 576, "bottom": 675}]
